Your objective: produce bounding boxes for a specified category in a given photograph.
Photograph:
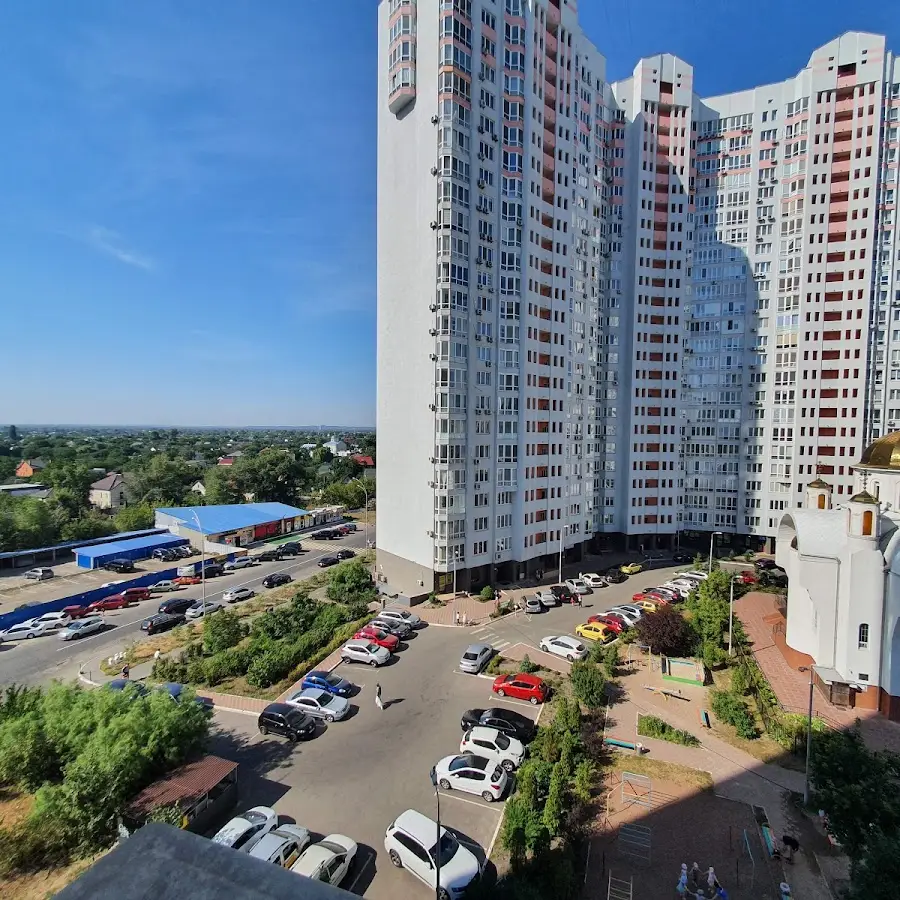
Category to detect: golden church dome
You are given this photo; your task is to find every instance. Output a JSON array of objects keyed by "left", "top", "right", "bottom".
[{"left": 858, "top": 431, "right": 900, "bottom": 470}]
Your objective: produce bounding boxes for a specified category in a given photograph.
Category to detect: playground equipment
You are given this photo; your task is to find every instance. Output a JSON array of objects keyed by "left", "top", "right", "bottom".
[
  {"left": 642, "top": 683, "right": 690, "bottom": 701},
  {"left": 621, "top": 771, "right": 653, "bottom": 808},
  {"left": 661, "top": 655, "right": 707, "bottom": 686},
  {"left": 618, "top": 822, "right": 652, "bottom": 863},
  {"left": 607, "top": 872, "right": 633, "bottom": 900},
  {"left": 603, "top": 737, "right": 646, "bottom": 753}
]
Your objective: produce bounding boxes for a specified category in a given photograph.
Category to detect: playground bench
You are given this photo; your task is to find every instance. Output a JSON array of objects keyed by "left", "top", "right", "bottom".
[
  {"left": 700, "top": 709, "right": 711, "bottom": 728},
  {"left": 761, "top": 824, "right": 778, "bottom": 858}
]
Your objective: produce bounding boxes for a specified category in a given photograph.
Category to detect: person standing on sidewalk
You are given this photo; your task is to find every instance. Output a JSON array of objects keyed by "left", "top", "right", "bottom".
[
  {"left": 121, "top": 663, "right": 130, "bottom": 680},
  {"left": 375, "top": 683, "right": 384, "bottom": 711}
]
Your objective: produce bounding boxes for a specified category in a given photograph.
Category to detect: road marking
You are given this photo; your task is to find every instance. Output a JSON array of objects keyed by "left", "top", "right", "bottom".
[
  {"left": 494, "top": 640, "right": 510, "bottom": 651},
  {"left": 437, "top": 790, "right": 504, "bottom": 812},
  {"left": 344, "top": 846, "right": 376, "bottom": 895},
  {"left": 493, "top": 696, "right": 545, "bottom": 711}
]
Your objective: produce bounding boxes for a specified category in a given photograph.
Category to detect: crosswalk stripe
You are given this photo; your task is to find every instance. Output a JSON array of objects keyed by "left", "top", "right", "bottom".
[{"left": 494, "top": 640, "right": 510, "bottom": 651}]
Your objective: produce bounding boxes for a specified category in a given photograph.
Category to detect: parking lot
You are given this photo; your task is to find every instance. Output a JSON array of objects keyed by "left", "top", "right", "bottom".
[{"left": 204, "top": 562, "right": 702, "bottom": 898}]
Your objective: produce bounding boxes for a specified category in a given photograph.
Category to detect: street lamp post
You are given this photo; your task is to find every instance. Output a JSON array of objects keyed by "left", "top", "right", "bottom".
[
  {"left": 799, "top": 665, "right": 816, "bottom": 807},
  {"left": 708, "top": 531, "right": 723, "bottom": 573},
  {"left": 429, "top": 768, "right": 442, "bottom": 900},
  {"left": 191, "top": 511, "right": 207, "bottom": 618},
  {"left": 557, "top": 524, "right": 567, "bottom": 584},
  {"left": 351, "top": 478, "right": 370, "bottom": 548}
]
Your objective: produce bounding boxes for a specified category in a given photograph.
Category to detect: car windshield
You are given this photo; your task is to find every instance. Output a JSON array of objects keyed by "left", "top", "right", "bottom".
[
  {"left": 494, "top": 732, "right": 510, "bottom": 750},
  {"left": 430, "top": 831, "right": 460, "bottom": 867},
  {"left": 463, "top": 652, "right": 478, "bottom": 661},
  {"left": 365, "top": 643, "right": 380, "bottom": 653},
  {"left": 244, "top": 810, "right": 267, "bottom": 826},
  {"left": 324, "top": 673, "right": 342, "bottom": 686}
]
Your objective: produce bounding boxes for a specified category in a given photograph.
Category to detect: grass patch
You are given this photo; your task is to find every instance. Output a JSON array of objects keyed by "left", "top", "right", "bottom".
[
  {"left": 0, "top": 854, "right": 101, "bottom": 900},
  {"left": 609, "top": 753, "right": 713, "bottom": 791},
  {"left": 637, "top": 714, "right": 700, "bottom": 747}
]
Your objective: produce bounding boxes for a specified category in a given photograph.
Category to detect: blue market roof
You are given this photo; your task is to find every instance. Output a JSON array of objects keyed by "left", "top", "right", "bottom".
[
  {"left": 156, "top": 503, "right": 309, "bottom": 535},
  {"left": 75, "top": 533, "right": 187, "bottom": 562}
]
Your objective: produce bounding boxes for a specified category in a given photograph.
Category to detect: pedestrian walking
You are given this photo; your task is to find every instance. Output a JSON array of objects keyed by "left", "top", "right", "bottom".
[
  {"left": 690, "top": 863, "right": 700, "bottom": 887},
  {"left": 706, "top": 868, "right": 718, "bottom": 892},
  {"left": 381, "top": 597, "right": 386, "bottom": 611},
  {"left": 154, "top": 649, "right": 161, "bottom": 662},
  {"left": 121, "top": 663, "right": 130, "bottom": 680},
  {"left": 461, "top": 612, "right": 468, "bottom": 626},
  {"left": 375, "top": 683, "right": 384, "bottom": 711},
  {"left": 455, "top": 611, "right": 460, "bottom": 626},
  {"left": 781, "top": 835, "right": 799, "bottom": 863}
]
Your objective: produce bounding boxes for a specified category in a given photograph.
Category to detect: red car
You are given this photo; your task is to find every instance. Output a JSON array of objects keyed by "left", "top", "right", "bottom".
[
  {"left": 87, "top": 594, "right": 131, "bottom": 612},
  {"left": 353, "top": 625, "right": 399, "bottom": 652},
  {"left": 120, "top": 587, "right": 151, "bottom": 602},
  {"left": 174, "top": 575, "right": 202, "bottom": 585},
  {"left": 642, "top": 590, "right": 672, "bottom": 605},
  {"left": 588, "top": 613, "right": 625, "bottom": 633},
  {"left": 492, "top": 673, "right": 547, "bottom": 705},
  {"left": 737, "top": 571, "right": 758, "bottom": 584},
  {"left": 62, "top": 604, "right": 91, "bottom": 619}
]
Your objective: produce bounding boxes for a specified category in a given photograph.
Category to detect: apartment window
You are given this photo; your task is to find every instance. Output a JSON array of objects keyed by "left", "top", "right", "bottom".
[{"left": 858, "top": 623, "right": 869, "bottom": 649}]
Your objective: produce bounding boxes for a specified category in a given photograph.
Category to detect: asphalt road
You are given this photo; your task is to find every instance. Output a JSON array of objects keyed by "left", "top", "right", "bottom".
[
  {"left": 205, "top": 563, "right": 696, "bottom": 899},
  {"left": 0, "top": 530, "right": 373, "bottom": 687}
]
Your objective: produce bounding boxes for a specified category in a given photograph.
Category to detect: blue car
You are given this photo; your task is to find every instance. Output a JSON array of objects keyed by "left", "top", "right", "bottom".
[
  {"left": 107, "top": 679, "right": 149, "bottom": 698},
  {"left": 301, "top": 670, "right": 353, "bottom": 697}
]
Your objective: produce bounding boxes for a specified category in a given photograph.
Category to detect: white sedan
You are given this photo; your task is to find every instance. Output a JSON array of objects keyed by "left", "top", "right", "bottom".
[
  {"left": 224, "top": 557, "right": 255, "bottom": 571},
  {"left": 185, "top": 600, "right": 224, "bottom": 619},
  {"left": 212, "top": 806, "right": 278, "bottom": 853},
  {"left": 564, "top": 577, "right": 591, "bottom": 595},
  {"left": 290, "top": 834, "right": 358, "bottom": 886},
  {"left": 223, "top": 587, "right": 255, "bottom": 603},
  {"left": 28, "top": 611, "right": 73, "bottom": 632},
  {"left": 460, "top": 725, "right": 526, "bottom": 771},
  {"left": 58, "top": 617, "right": 106, "bottom": 641},
  {"left": 431, "top": 753, "right": 509, "bottom": 802},
  {"left": 0, "top": 620, "right": 50, "bottom": 641},
  {"left": 539, "top": 635, "right": 588, "bottom": 661},
  {"left": 608, "top": 607, "right": 642, "bottom": 626},
  {"left": 580, "top": 572, "right": 607, "bottom": 588}
]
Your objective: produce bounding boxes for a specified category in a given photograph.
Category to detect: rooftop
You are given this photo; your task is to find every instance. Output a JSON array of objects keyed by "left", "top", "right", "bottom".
[
  {"left": 126, "top": 756, "right": 238, "bottom": 820},
  {"left": 75, "top": 532, "right": 186, "bottom": 561},
  {"left": 156, "top": 502, "right": 309, "bottom": 535},
  {"left": 90, "top": 473, "right": 124, "bottom": 491}
]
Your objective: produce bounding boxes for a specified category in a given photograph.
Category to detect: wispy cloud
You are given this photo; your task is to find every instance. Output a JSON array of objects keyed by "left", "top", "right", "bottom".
[{"left": 85, "top": 226, "right": 154, "bottom": 270}]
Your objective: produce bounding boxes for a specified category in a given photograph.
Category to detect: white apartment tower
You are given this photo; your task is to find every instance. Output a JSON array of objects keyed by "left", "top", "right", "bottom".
[{"left": 377, "top": 0, "right": 900, "bottom": 599}]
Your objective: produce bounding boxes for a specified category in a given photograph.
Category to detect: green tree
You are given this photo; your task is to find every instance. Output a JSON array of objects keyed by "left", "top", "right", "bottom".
[
  {"left": 846, "top": 830, "right": 900, "bottom": 900},
  {"left": 569, "top": 661, "right": 607, "bottom": 709},
  {"left": 202, "top": 610, "right": 247, "bottom": 655},
  {"left": 114, "top": 504, "right": 155, "bottom": 532},
  {"left": 42, "top": 463, "right": 95, "bottom": 504},
  {"left": 326, "top": 560, "right": 376, "bottom": 605},
  {"left": 542, "top": 765, "right": 566, "bottom": 835},
  {"left": 688, "top": 569, "right": 732, "bottom": 654},
  {"left": 133, "top": 453, "right": 194, "bottom": 505},
  {"left": 635, "top": 606, "right": 697, "bottom": 657},
  {"left": 0, "top": 457, "right": 16, "bottom": 481}
]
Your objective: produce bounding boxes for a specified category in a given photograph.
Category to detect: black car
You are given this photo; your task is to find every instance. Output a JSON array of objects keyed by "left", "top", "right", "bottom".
[
  {"left": 550, "top": 584, "right": 574, "bottom": 603},
  {"left": 755, "top": 558, "right": 782, "bottom": 571},
  {"left": 280, "top": 541, "right": 302, "bottom": 554},
  {"left": 157, "top": 596, "right": 196, "bottom": 616},
  {"left": 262, "top": 573, "right": 292, "bottom": 589},
  {"left": 103, "top": 559, "right": 136, "bottom": 573},
  {"left": 460, "top": 707, "right": 536, "bottom": 744},
  {"left": 605, "top": 568, "right": 627, "bottom": 584},
  {"left": 141, "top": 612, "right": 186, "bottom": 635},
  {"left": 174, "top": 546, "right": 196, "bottom": 558},
  {"left": 202, "top": 564, "right": 224, "bottom": 577},
  {"left": 152, "top": 548, "right": 179, "bottom": 562},
  {"left": 370, "top": 617, "right": 411, "bottom": 638},
  {"left": 311, "top": 530, "right": 331, "bottom": 540},
  {"left": 318, "top": 556, "right": 339, "bottom": 568},
  {"left": 336, "top": 549, "right": 356, "bottom": 560},
  {"left": 257, "top": 549, "right": 280, "bottom": 562},
  {"left": 258, "top": 702, "right": 316, "bottom": 742},
  {"left": 671, "top": 552, "right": 693, "bottom": 564}
]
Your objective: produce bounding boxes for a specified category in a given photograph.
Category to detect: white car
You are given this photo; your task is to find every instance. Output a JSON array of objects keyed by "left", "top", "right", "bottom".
[
  {"left": 58, "top": 616, "right": 106, "bottom": 641},
  {"left": 615, "top": 604, "right": 645, "bottom": 619},
  {"left": 249, "top": 824, "right": 311, "bottom": 868},
  {"left": 28, "top": 611, "right": 72, "bottom": 632},
  {"left": 290, "top": 834, "right": 358, "bottom": 886},
  {"left": 24, "top": 567, "right": 54, "bottom": 580},
  {"left": 565, "top": 577, "right": 591, "bottom": 595},
  {"left": 460, "top": 726, "right": 526, "bottom": 771},
  {"left": 284, "top": 687, "right": 350, "bottom": 722},
  {"left": 378, "top": 608, "right": 422, "bottom": 628},
  {"left": 212, "top": 806, "right": 278, "bottom": 853},
  {"left": 386, "top": 809, "right": 482, "bottom": 898},
  {"left": 0, "top": 620, "right": 50, "bottom": 641},
  {"left": 661, "top": 581, "right": 692, "bottom": 598},
  {"left": 223, "top": 587, "right": 255, "bottom": 603},
  {"left": 340, "top": 639, "right": 391, "bottom": 667},
  {"left": 432, "top": 753, "right": 508, "bottom": 802},
  {"left": 608, "top": 606, "right": 641, "bottom": 626},
  {"left": 539, "top": 634, "right": 589, "bottom": 662},
  {"left": 580, "top": 572, "right": 607, "bottom": 588},
  {"left": 670, "top": 578, "right": 702, "bottom": 593},
  {"left": 151, "top": 580, "right": 181, "bottom": 593},
  {"left": 224, "top": 557, "right": 255, "bottom": 571},
  {"left": 185, "top": 600, "right": 224, "bottom": 619}
]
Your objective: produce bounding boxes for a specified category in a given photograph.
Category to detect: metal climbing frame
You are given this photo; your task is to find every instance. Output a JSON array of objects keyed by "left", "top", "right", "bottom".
[
  {"left": 607, "top": 872, "right": 634, "bottom": 900},
  {"left": 621, "top": 771, "right": 653, "bottom": 808},
  {"left": 618, "top": 822, "right": 652, "bottom": 863}
]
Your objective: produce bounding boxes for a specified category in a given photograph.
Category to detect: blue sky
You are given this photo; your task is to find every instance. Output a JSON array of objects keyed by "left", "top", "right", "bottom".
[{"left": 1, "top": 1, "right": 897, "bottom": 426}]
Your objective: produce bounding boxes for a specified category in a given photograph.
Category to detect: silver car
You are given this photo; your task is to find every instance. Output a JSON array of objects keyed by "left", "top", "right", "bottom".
[
  {"left": 185, "top": 600, "right": 224, "bottom": 619},
  {"left": 58, "top": 616, "right": 106, "bottom": 641},
  {"left": 371, "top": 616, "right": 411, "bottom": 638},
  {"left": 224, "top": 557, "right": 255, "bottom": 571},
  {"left": 378, "top": 608, "right": 422, "bottom": 629},
  {"left": 284, "top": 688, "right": 350, "bottom": 722},
  {"left": 0, "top": 620, "right": 49, "bottom": 641},
  {"left": 459, "top": 643, "right": 494, "bottom": 674},
  {"left": 223, "top": 587, "right": 255, "bottom": 603},
  {"left": 340, "top": 639, "right": 390, "bottom": 667}
]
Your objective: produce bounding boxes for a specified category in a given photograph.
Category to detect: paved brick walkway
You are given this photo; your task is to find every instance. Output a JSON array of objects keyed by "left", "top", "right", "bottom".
[{"left": 414, "top": 593, "right": 513, "bottom": 627}]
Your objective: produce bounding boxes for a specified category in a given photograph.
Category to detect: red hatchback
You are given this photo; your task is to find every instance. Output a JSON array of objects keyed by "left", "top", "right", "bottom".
[
  {"left": 353, "top": 625, "right": 399, "bottom": 652},
  {"left": 492, "top": 673, "right": 547, "bottom": 705},
  {"left": 642, "top": 590, "right": 672, "bottom": 605},
  {"left": 588, "top": 613, "right": 625, "bottom": 633},
  {"left": 737, "top": 571, "right": 758, "bottom": 584},
  {"left": 121, "top": 587, "right": 151, "bottom": 603},
  {"left": 87, "top": 594, "right": 131, "bottom": 612},
  {"left": 62, "top": 604, "right": 91, "bottom": 619}
]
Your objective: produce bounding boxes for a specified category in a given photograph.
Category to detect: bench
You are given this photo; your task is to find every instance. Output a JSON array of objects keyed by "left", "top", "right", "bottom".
[
  {"left": 700, "top": 709, "right": 711, "bottom": 728},
  {"left": 761, "top": 824, "right": 778, "bottom": 858}
]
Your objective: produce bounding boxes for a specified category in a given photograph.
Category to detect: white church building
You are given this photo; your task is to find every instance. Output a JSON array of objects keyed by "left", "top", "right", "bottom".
[{"left": 776, "top": 432, "right": 900, "bottom": 720}]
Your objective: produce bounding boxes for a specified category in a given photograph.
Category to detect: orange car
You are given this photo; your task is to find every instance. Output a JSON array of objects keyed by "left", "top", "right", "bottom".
[{"left": 174, "top": 575, "right": 202, "bottom": 585}]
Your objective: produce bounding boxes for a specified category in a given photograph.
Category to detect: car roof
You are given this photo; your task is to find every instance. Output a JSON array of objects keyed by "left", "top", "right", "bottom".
[
  {"left": 262, "top": 702, "right": 295, "bottom": 716},
  {"left": 290, "top": 843, "right": 335, "bottom": 877},
  {"left": 484, "top": 707, "right": 532, "bottom": 724},
  {"left": 509, "top": 672, "right": 543, "bottom": 685},
  {"left": 393, "top": 809, "right": 441, "bottom": 843},
  {"left": 213, "top": 817, "right": 255, "bottom": 845},
  {"left": 464, "top": 643, "right": 491, "bottom": 654}
]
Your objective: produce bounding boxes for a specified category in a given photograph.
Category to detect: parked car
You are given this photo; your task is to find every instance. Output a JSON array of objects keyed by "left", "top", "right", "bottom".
[
  {"left": 62, "top": 604, "right": 91, "bottom": 619},
  {"left": 536, "top": 589, "right": 560, "bottom": 608},
  {"left": 575, "top": 621, "right": 615, "bottom": 643},
  {"left": 492, "top": 673, "right": 547, "bottom": 705},
  {"left": 224, "top": 557, "right": 255, "bottom": 571},
  {"left": 343, "top": 523, "right": 357, "bottom": 532},
  {"left": 370, "top": 616, "right": 411, "bottom": 638},
  {"left": 257, "top": 703, "right": 317, "bottom": 742},
  {"left": 157, "top": 596, "right": 196, "bottom": 616},
  {"left": 57, "top": 616, "right": 107, "bottom": 641},
  {"left": 156, "top": 683, "right": 214, "bottom": 711},
  {"left": 248, "top": 824, "right": 312, "bottom": 868},
  {"left": 24, "top": 567, "right": 54, "bottom": 580},
  {"left": 262, "top": 573, "right": 292, "bottom": 589},
  {"left": 141, "top": 612, "right": 185, "bottom": 634},
  {"left": 642, "top": 589, "right": 674, "bottom": 604},
  {"left": 290, "top": 834, "right": 358, "bottom": 887},
  {"left": 660, "top": 581, "right": 692, "bottom": 599},
  {"left": 736, "top": 571, "right": 758, "bottom": 584},
  {"left": 587, "top": 613, "right": 625, "bottom": 633},
  {"left": 202, "top": 563, "right": 224, "bottom": 577},
  {"left": 87, "top": 595, "right": 131, "bottom": 612},
  {"left": 152, "top": 548, "right": 180, "bottom": 562},
  {"left": 432, "top": 753, "right": 508, "bottom": 802},
  {"left": 186, "top": 600, "right": 224, "bottom": 620},
  {"left": 353, "top": 625, "right": 399, "bottom": 652},
  {"left": 620, "top": 562, "right": 643, "bottom": 575},
  {"left": 174, "top": 546, "right": 196, "bottom": 558},
  {"left": 615, "top": 603, "right": 646, "bottom": 619},
  {"left": 385, "top": 809, "right": 481, "bottom": 899},
  {"left": 539, "top": 635, "right": 588, "bottom": 661},
  {"left": 564, "top": 577, "right": 590, "bottom": 596},
  {"left": 212, "top": 806, "right": 278, "bottom": 854},
  {"left": 256, "top": 549, "right": 280, "bottom": 562},
  {"left": 336, "top": 549, "right": 356, "bottom": 560},
  {"left": 605, "top": 568, "right": 627, "bottom": 584},
  {"left": 340, "top": 639, "right": 391, "bottom": 667},
  {"left": 378, "top": 608, "right": 422, "bottom": 629},
  {"left": 222, "top": 587, "right": 255, "bottom": 604},
  {"left": 522, "top": 595, "right": 544, "bottom": 614},
  {"left": 459, "top": 643, "right": 494, "bottom": 674},
  {"left": 550, "top": 584, "right": 575, "bottom": 603},
  {"left": 459, "top": 725, "right": 526, "bottom": 771},
  {"left": 173, "top": 575, "right": 202, "bottom": 585},
  {"left": 580, "top": 572, "right": 607, "bottom": 588},
  {"left": 755, "top": 558, "right": 782, "bottom": 571},
  {"left": 121, "top": 587, "right": 152, "bottom": 603},
  {"left": 103, "top": 559, "right": 136, "bottom": 573},
  {"left": 608, "top": 606, "right": 641, "bottom": 626},
  {"left": 0, "top": 620, "right": 50, "bottom": 641},
  {"left": 300, "top": 670, "right": 354, "bottom": 697},
  {"left": 460, "top": 707, "right": 536, "bottom": 743},
  {"left": 672, "top": 552, "right": 693, "bottom": 564},
  {"left": 311, "top": 530, "right": 332, "bottom": 540},
  {"left": 318, "top": 556, "right": 339, "bottom": 568},
  {"left": 280, "top": 541, "right": 302, "bottom": 553},
  {"left": 631, "top": 598, "right": 660, "bottom": 613},
  {"left": 284, "top": 687, "right": 350, "bottom": 722},
  {"left": 27, "top": 610, "right": 74, "bottom": 631},
  {"left": 107, "top": 679, "right": 149, "bottom": 697},
  {"left": 151, "top": 580, "right": 182, "bottom": 593},
  {"left": 275, "top": 545, "right": 299, "bottom": 558}
]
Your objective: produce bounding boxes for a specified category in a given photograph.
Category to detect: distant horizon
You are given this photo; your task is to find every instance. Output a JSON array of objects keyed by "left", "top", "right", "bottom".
[{"left": 7, "top": 424, "right": 376, "bottom": 432}]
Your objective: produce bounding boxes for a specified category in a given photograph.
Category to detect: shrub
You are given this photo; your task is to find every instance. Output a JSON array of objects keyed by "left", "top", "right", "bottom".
[
  {"left": 600, "top": 643, "right": 620, "bottom": 679},
  {"left": 730, "top": 663, "right": 750, "bottom": 696},
  {"left": 569, "top": 661, "right": 607, "bottom": 709},
  {"left": 635, "top": 605, "right": 696, "bottom": 657},
  {"left": 246, "top": 645, "right": 295, "bottom": 688},
  {"left": 743, "top": 550, "right": 756, "bottom": 562},
  {"left": 325, "top": 559, "right": 376, "bottom": 605},
  {"left": 202, "top": 609, "right": 247, "bottom": 656},
  {"left": 479, "top": 585, "right": 495, "bottom": 602},
  {"left": 573, "top": 759, "right": 594, "bottom": 803},
  {"left": 637, "top": 714, "right": 700, "bottom": 747},
  {"left": 519, "top": 654, "right": 539, "bottom": 675},
  {"left": 485, "top": 654, "right": 504, "bottom": 675},
  {"left": 710, "top": 689, "right": 757, "bottom": 739}
]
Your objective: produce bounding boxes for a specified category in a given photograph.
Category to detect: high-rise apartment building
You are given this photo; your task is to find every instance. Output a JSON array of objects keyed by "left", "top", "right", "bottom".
[{"left": 376, "top": 0, "right": 900, "bottom": 600}]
